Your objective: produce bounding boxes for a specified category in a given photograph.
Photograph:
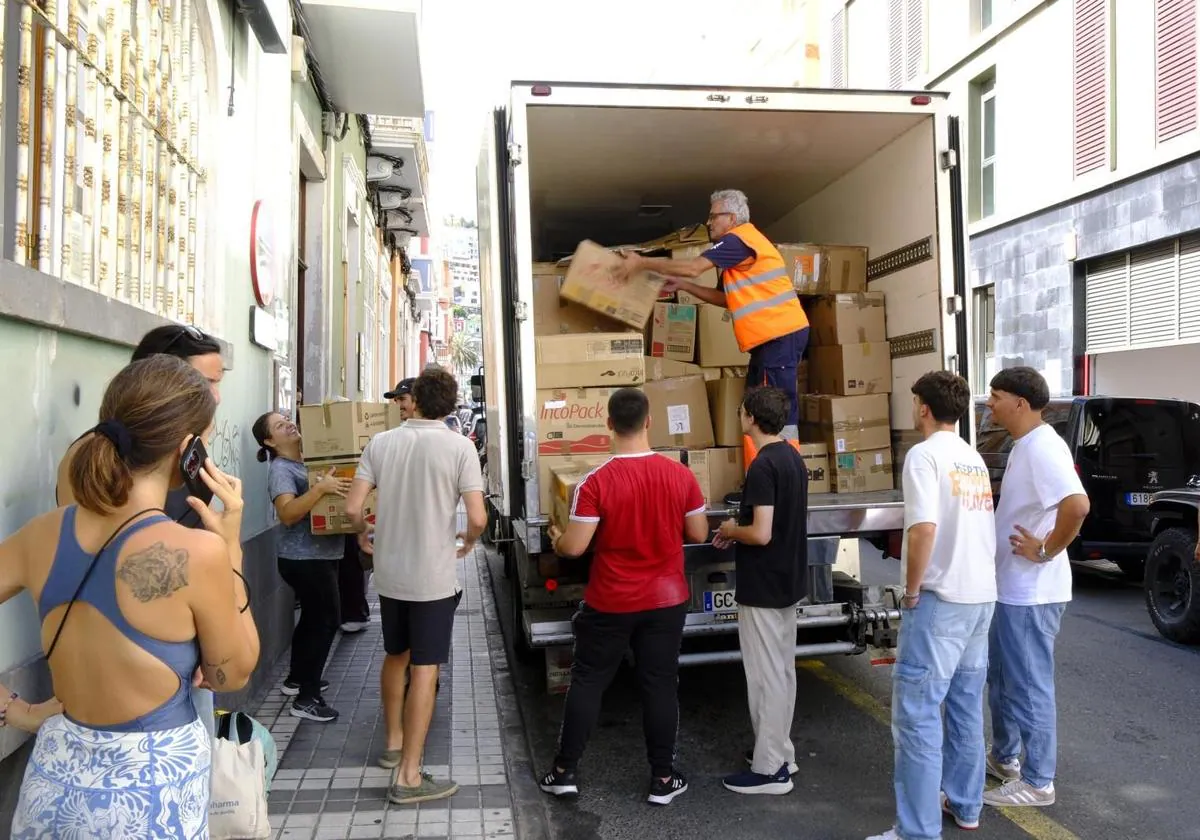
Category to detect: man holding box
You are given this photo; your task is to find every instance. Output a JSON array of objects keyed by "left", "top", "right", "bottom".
[{"left": 621, "top": 189, "right": 810, "bottom": 437}]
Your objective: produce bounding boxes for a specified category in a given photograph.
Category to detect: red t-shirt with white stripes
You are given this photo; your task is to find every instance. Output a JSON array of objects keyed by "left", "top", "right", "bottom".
[{"left": 570, "top": 452, "right": 707, "bottom": 613}]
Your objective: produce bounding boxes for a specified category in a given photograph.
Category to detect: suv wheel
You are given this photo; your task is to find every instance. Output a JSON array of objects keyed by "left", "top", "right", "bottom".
[{"left": 1145, "top": 527, "right": 1200, "bottom": 644}]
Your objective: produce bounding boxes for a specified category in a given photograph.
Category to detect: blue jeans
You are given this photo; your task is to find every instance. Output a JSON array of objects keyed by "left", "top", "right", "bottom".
[
  {"left": 987, "top": 601, "right": 1066, "bottom": 788},
  {"left": 893, "top": 593, "right": 994, "bottom": 840},
  {"left": 747, "top": 327, "right": 809, "bottom": 427}
]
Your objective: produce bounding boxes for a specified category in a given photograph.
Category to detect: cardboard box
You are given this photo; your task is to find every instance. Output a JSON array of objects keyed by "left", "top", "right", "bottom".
[
  {"left": 808, "top": 292, "right": 887, "bottom": 346},
  {"left": 797, "top": 359, "right": 810, "bottom": 395},
  {"left": 305, "top": 460, "right": 376, "bottom": 535},
  {"left": 560, "top": 240, "right": 665, "bottom": 329},
  {"left": 670, "top": 244, "right": 720, "bottom": 292},
  {"left": 777, "top": 244, "right": 868, "bottom": 295},
  {"left": 536, "top": 387, "right": 622, "bottom": 456},
  {"left": 798, "top": 442, "right": 830, "bottom": 494},
  {"left": 696, "top": 304, "right": 750, "bottom": 367},
  {"left": 533, "top": 271, "right": 628, "bottom": 335},
  {"left": 538, "top": 453, "right": 609, "bottom": 517},
  {"left": 702, "top": 366, "right": 747, "bottom": 382},
  {"left": 806, "top": 393, "right": 891, "bottom": 454},
  {"left": 809, "top": 343, "right": 892, "bottom": 396},
  {"left": 644, "top": 375, "right": 715, "bottom": 450},
  {"left": 534, "top": 333, "right": 645, "bottom": 390},
  {"left": 832, "top": 447, "right": 895, "bottom": 493},
  {"left": 645, "top": 357, "right": 703, "bottom": 381},
  {"left": 648, "top": 303, "right": 698, "bottom": 361},
  {"left": 298, "top": 401, "right": 389, "bottom": 460},
  {"left": 706, "top": 377, "right": 747, "bottom": 447},
  {"left": 548, "top": 465, "right": 594, "bottom": 531},
  {"left": 657, "top": 449, "right": 711, "bottom": 508},
  {"left": 704, "top": 447, "right": 745, "bottom": 505}
]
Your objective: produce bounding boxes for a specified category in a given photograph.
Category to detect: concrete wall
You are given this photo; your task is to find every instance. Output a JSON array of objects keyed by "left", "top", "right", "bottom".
[{"left": 969, "top": 152, "right": 1200, "bottom": 395}]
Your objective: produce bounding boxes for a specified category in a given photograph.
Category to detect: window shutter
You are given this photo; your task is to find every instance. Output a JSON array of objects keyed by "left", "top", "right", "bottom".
[
  {"left": 1072, "top": 0, "right": 1110, "bottom": 177},
  {"left": 831, "top": 9, "right": 846, "bottom": 89},
  {"left": 1155, "top": 0, "right": 1198, "bottom": 144},
  {"left": 888, "top": 0, "right": 904, "bottom": 89},
  {"left": 1129, "top": 241, "right": 1179, "bottom": 347},
  {"left": 1084, "top": 254, "right": 1129, "bottom": 353},
  {"left": 1179, "top": 234, "right": 1200, "bottom": 341},
  {"left": 905, "top": 0, "right": 925, "bottom": 83}
]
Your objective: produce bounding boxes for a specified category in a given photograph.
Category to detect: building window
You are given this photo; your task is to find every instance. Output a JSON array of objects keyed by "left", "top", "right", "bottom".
[
  {"left": 887, "top": 0, "right": 926, "bottom": 89},
  {"left": 12, "top": 0, "right": 213, "bottom": 330},
  {"left": 830, "top": 8, "right": 847, "bottom": 89},
  {"left": 975, "top": 284, "right": 996, "bottom": 392},
  {"left": 969, "top": 71, "right": 997, "bottom": 221},
  {"left": 1072, "top": 0, "right": 1112, "bottom": 177},
  {"left": 1155, "top": 0, "right": 1198, "bottom": 145},
  {"left": 980, "top": 0, "right": 993, "bottom": 29}
]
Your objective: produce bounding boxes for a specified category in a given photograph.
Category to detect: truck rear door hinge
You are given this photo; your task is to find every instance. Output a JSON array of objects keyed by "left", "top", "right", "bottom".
[
  {"left": 514, "top": 301, "right": 529, "bottom": 322},
  {"left": 940, "top": 149, "right": 958, "bottom": 171},
  {"left": 508, "top": 142, "right": 523, "bottom": 166},
  {"left": 707, "top": 93, "right": 731, "bottom": 103},
  {"left": 745, "top": 95, "right": 769, "bottom": 104}
]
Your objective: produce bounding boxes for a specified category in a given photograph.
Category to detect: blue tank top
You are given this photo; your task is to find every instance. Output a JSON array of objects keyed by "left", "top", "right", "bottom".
[{"left": 38, "top": 506, "right": 201, "bottom": 732}]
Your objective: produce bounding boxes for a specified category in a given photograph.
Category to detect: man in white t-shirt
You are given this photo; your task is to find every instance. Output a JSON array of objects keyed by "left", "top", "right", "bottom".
[
  {"left": 982, "top": 366, "right": 1089, "bottom": 810},
  {"left": 868, "top": 371, "right": 997, "bottom": 840}
]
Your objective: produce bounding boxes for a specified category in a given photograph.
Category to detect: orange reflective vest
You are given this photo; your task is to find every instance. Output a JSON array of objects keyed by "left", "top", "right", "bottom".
[{"left": 720, "top": 223, "right": 809, "bottom": 353}]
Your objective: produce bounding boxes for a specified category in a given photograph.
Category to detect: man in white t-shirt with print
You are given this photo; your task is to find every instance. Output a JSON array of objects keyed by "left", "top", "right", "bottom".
[
  {"left": 982, "top": 366, "right": 1089, "bottom": 809},
  {"left": 868, "top": 371, "right": 997, "bottom": 840}
]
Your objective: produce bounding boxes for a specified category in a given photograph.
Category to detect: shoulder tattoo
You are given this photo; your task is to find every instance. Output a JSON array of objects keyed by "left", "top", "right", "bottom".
[{"left": 117, "top": 541, "right": 190, "bottom": 602}]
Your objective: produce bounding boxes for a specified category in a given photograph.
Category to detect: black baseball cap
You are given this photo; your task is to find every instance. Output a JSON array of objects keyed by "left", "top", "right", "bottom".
[{"left": 384, "top": 378, "right": 416, "bottom": 399}]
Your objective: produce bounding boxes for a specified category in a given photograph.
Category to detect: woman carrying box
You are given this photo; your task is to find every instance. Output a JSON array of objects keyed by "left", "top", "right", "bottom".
[{"left": 253, "top": 411, "right": 351, "bottom": 722}]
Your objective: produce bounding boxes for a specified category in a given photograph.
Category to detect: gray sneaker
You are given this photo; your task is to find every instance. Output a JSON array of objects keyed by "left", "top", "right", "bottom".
[
  {"left": 388, "top": 771, "right": 459, "bottom": 805},
  {"left": 983, "top": 778, "right": 1055, "bottom": 808},
  {"left": 986, "top": 752, "right": 1021, "bottom": 782}
]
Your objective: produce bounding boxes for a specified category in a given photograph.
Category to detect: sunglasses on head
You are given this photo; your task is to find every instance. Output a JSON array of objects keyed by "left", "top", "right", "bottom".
[{"left": 162, "top": 324, "right": 207, "bottom": 354}]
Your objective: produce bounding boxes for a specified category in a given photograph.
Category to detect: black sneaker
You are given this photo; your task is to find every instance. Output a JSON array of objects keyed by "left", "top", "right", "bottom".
[
  {"left": 281, "top": 678, "right": 329, "bottom": 697},
  {"left": 647, "top": 771, "right": 688, "bottom": 806},
  {"left": 538, "top": 767, "right": 579, "bottom": 798},
  {"left": 290, "top": 695, "right": 339, "bottom": 722},
  {"left": 744, "top": 749, "right": 800, "bottom": 776}
]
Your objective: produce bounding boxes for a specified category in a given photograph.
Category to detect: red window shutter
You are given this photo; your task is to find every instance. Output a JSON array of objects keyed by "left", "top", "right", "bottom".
[
  {"left": 1155, "top": 0, "right": 1198, "bottom": 144},
  {"left": 831, "top": 9, "right": 846, "bottom": 89},
  {"left": 1072, "top": 0, "right": 1110, "bottom": 177}
]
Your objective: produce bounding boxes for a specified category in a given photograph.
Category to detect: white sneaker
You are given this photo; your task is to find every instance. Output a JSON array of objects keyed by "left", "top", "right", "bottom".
[
  {"left": 340, "top": 621, "right": 369, "bottom": 633},
  {"left": 986, "top": 752, "right": 1021, "bottom": 782},
  {"left": 941, "top": 791, "right": 980, "bottom": 829},
  {"left": 865, "top": 829, "right": 900, "bottom": 840},
  {"left": 983, "top": 778, "right": 1055, "bottom": 807}
]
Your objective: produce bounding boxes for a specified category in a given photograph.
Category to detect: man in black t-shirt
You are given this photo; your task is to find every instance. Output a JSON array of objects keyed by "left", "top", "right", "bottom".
[{"left": 713, "top": 386, "right": 808, "bottom": 795}]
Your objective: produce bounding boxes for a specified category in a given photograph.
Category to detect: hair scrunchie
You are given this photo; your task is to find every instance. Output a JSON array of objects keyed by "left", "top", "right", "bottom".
[{"left": 93, "top": 419, "right": 134, "bottom": 460}]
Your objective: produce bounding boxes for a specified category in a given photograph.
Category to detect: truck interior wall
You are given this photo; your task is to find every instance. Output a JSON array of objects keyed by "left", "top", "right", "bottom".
[{"left": 768, "top": 118, "right": 942, "bottom": 431}]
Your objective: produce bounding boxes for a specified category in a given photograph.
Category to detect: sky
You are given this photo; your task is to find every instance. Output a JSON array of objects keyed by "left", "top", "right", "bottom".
[{"left": 417, "top": 0, "right": 796, "bottom": 221}]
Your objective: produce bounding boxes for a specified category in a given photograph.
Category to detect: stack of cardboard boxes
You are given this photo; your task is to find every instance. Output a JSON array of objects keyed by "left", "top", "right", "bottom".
[
  {"left": 296, "top": 401, "right": 399, "bottom": 534},
  {"left": 780, "top": 243, "right": 896, "bottom": 494}
]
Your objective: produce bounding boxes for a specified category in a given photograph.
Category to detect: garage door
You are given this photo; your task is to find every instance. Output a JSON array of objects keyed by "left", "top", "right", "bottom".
[{"left": 1085, "top": 232, "right": 1200, "bottom": 354}]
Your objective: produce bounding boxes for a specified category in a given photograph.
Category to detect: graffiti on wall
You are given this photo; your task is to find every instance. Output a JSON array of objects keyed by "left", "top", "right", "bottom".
[{"left": 208, "top": 416, "right": 243, "bottom": 477}]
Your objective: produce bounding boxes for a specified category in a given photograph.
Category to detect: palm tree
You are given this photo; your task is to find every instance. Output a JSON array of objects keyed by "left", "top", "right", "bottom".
[{"left": 448, "top": 331, "right": 480, "bottom": 375}]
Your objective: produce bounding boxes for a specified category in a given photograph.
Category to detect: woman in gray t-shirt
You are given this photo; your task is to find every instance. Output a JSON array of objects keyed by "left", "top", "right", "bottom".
[{"left": 253, "top": 412, "right": 350, "bottom": 723}]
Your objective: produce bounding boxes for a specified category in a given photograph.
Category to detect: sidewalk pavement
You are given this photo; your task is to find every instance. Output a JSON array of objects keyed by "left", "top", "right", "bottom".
[{"left": 254, "top": 548, "right": 518, "bottom": 840}]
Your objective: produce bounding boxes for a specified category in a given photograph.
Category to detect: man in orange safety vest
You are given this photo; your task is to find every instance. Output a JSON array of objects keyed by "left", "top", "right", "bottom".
[{"left": 621, "top": 189, "right": 809, "bottom": 440}]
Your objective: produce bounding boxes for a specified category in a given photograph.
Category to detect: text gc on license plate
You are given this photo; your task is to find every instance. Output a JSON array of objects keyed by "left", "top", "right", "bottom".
[
  {"left": 704, "top": 589, "right": 737, "bottom": 612},
  {"left": 1126, "top": 492, "right": 1152, "bottom": 507}
]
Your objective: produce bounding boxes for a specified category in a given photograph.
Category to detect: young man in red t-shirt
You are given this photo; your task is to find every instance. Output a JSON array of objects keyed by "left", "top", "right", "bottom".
[{"left": 540, "top": 388, "right": 710, "bottom": 806}]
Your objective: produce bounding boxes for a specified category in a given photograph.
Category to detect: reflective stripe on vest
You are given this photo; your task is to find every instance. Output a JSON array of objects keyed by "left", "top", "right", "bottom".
[{"left": 720, "top": 223, "right": 809, "bottom": 353}]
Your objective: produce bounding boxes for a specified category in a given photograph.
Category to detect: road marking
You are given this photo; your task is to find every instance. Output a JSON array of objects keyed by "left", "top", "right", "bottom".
[{"left": 798, "top": 660, "right": 1081, "bottom": 840}]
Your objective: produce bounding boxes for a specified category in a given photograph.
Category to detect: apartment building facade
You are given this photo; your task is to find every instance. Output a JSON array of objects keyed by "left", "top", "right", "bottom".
[{"left": 824, "top": 0, "right": 1200, "bottom": 401}]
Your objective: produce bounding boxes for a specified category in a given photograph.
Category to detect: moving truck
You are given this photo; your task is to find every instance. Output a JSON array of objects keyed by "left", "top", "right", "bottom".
[{"left": 474, "top": 81, "right": 974, "bottom": 682}]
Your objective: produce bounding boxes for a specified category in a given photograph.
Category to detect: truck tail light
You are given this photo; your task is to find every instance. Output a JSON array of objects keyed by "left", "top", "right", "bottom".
[
  {"left": 911, "top": 95, "right": 932, "bottom": 106},
  {"left": 531, "top": 84, "right": 552, "bottom": 97}
]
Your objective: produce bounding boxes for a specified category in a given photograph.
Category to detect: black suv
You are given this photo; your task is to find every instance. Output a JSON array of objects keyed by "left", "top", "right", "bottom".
[{"left": 975, "top": 396, "right": 1200, "bottom": 583}]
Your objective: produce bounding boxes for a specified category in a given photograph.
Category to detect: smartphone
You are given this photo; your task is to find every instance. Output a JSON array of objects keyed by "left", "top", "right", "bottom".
[{"left": 180, "top": 437, "right": 214, "bottom": 505}]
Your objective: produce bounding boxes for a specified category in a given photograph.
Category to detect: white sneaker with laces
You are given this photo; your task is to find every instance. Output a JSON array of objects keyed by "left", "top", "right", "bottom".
[
  {"left": 983, "top": 778, "right": 1055, "bottom": 807},
  {"left": 865, "top": 829, "right": 900, "bottom": 840}
]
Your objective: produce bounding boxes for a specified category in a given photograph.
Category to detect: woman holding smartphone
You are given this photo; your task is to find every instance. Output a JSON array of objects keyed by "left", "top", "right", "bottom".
[
  {"left": 5, "top": 355, "right": 257, "bottom": 837},
  {"left": 253, "top": 411, "right": 351, "bottom": 722}
]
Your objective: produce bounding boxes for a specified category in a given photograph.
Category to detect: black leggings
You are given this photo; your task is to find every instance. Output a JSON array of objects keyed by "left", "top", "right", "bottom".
[{"left": 278, "top": 557, "right": 340, "bottom": 701}]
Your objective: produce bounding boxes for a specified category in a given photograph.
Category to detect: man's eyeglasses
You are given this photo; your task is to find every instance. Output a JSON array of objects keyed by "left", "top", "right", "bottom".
[
  {"left": 162, "top": 324, "right": 207, "bottom": 354},
  {"left": 707, "top": 212, "right": 734, "bottom": 222}
]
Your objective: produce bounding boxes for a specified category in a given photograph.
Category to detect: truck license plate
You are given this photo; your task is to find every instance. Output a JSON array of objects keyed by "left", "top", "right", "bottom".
[
  {"left": 703, "top": 590, "right": 738, "bottom": 613},
  {"left": 1126, "top": 492, "right": 1152, "bottom": 506}
]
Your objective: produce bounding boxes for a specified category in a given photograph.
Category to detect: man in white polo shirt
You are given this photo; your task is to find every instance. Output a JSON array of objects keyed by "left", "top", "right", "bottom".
[{"left": 346, "top": 367, "right": 487, "bottom": 806}]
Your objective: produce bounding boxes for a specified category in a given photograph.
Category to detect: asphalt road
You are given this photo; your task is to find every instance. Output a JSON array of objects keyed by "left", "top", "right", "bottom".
[{"left": 486, "top": 550, "right": 1200, "bottom": 840}]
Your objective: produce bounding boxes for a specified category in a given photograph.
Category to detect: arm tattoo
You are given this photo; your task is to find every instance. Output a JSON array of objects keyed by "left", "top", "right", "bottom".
[
  {"left": 117, "top": 542, "right": 189, "bottom": 602},
  {"left": 205, "top": 656, "right": 231, "bottom": 686}
]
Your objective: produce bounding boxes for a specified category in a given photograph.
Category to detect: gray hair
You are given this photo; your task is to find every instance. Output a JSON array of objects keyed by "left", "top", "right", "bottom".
[{"left": 710, "top": 189, "right": 750, "bottom": 225}]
